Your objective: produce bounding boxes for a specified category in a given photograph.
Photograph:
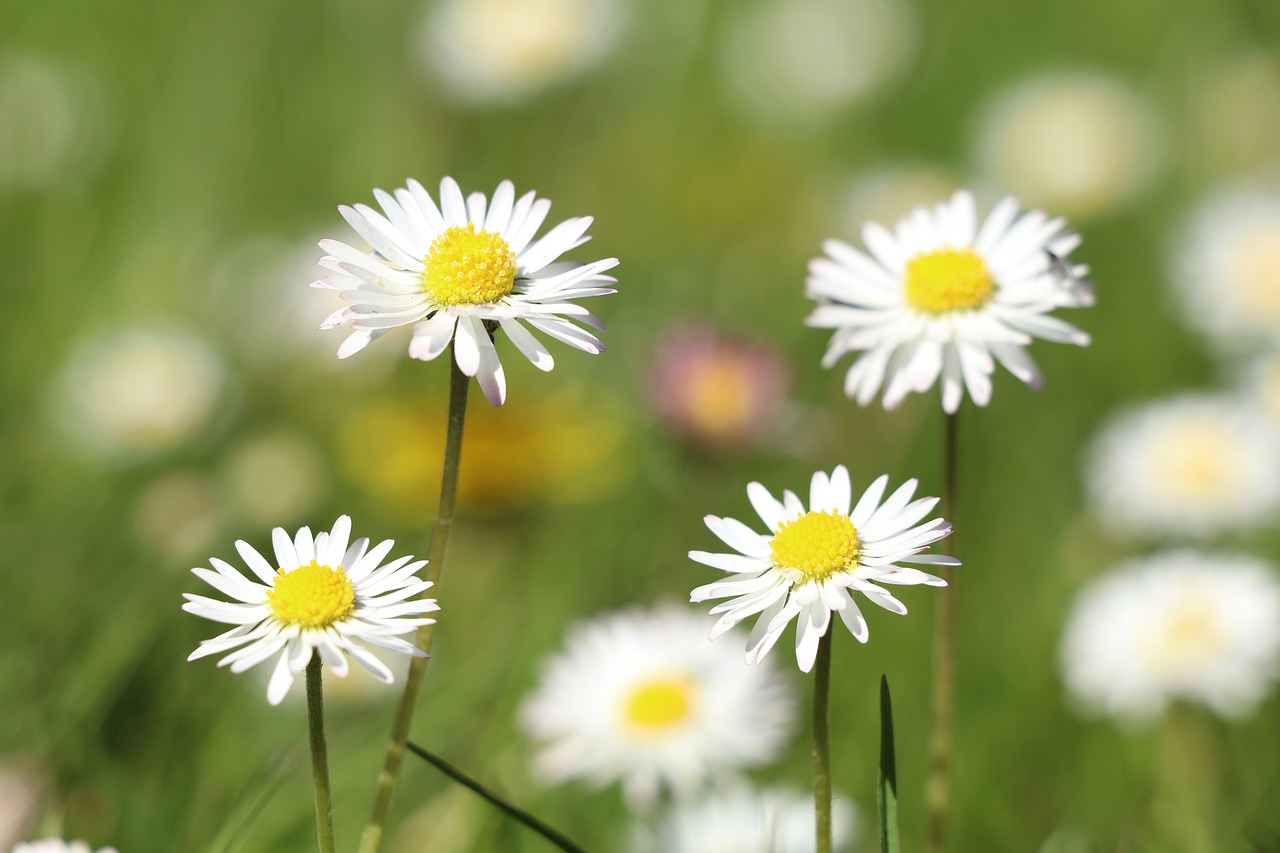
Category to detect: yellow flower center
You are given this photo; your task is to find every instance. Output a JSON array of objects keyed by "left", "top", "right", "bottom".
[
  {"left": 683, "top": 356, "right": 754, "bottom": 442},
  {"left": 623, "top": 675, "right": 695, "bottom": 732},
  {"left": 770, "top": 510, "right": 861, "bottom": 580},
  {"left": 268, "top": 561, "right": 356, "bottom": 628},
  {"left": 1150, "top": 423, "right": 1235, "bottom": 502},
  {"left": 1142, "top": 599, "right": 1225, "bottom": 674},
  {"left": 422, "top": 223, "right": 517, "bottom": 307},
  {"left": 903, "top": 248, "right": 995, "bottom": 314}
]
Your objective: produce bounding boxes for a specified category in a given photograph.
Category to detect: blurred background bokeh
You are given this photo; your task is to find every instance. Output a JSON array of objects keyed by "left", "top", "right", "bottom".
[{"left": 5, "top": 0, "right": 1280, "bottom": 850}]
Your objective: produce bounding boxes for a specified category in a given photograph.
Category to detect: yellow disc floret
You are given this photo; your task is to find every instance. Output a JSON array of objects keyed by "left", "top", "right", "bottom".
[
  {"left": 268, "top": 561, "right": 356, "bottom": 628},
  {"left": 422, "top": 223, "right": 518, "bottom": 307},
  {"left": 623, "top": 674, "right": 695, "bottom": 732},
  {"left": 770, "top": 510, "right": 861, "bottom": 581},
  {"left": 904, "top": 248, "right": 995, "bottom": 314}
]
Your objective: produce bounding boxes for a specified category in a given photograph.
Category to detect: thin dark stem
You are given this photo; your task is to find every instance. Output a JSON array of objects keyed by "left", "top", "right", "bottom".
[
  {"left": 406, "top": 742, "right": 587, "bottom": 853},
  {"left": 926, "top": 411, "right": 961, "bottom": 853},
  {"left": 360, "top": 355, "right": 470, "bottom": 853},
  {"left": 813, "top": 630, "right": 834, "bottom": 853},
  {"left": 306, "top": 656, "right": 336, "bottom": 853}
]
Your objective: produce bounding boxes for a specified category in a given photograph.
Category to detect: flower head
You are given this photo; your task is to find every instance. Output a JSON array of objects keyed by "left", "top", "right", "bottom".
[
  {"left": 1060, "top": 550, "right": 1280, "bottom": 722},
  {"left": 649, "top": 325, "right": 790, "bottom": 452},
  {"left": 313, "top": 177, "right": 618, "bottom": 405},
  {"left": 1084, "top": 394, "right": 1280, "bottom": 539},
  {"left": 633, "top": 783, "right": 857, "bottom": 853},
  {"left": 806, "top": 190, "right": 1090, "bottom": 413},
  {"left": 182, "top": 516, "right": 437, "bottom": 705},
  {"left": 690, "top": 466, "right": 954, "bottom": 672},
  {"left": 519, "top": 603, "right": 796, "bottom": 809}
]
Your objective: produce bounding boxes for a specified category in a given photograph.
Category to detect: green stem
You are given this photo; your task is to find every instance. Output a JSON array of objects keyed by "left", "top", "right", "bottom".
[
  {"left": 306, "top": 656, "right": 336, "bottom": 853},
  {"left": 406, "top": 742, "right": 587, "bottom": 853},
  {"left": 359, "top": 354, "right": 470, "bottom": 853},
  {"left": 878, "top": 675, "right": 901, "bottom": 853},
  {"left": 925, "top": 411, "right": 961, "bottom": 853},
  {"left": 813, "top": 629, "right": 834, "bottom": 853}
]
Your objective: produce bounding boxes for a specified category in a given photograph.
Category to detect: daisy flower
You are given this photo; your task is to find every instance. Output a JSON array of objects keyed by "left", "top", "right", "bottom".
[
  {"left": 1172, "top": 186, "right": 1280, "bottom": 350},
  {"left": 13, "top": 842, "right": 118, "bottom": 853},
  {"left": 1083, "top": 394, "right": 1280, "bottom": 539},
  {"left": 805, "top": 189, "right": 1091, "bottom": 413},
  {"left": 519, "top": 603, "right": 796, "bottom": 809},
  {"left": 689, "top": 465, "right": 955, "bottom": 672},
  {"left": 313, "top": 177, "right": 618, "bottom": 406},
  {"left": 182, "top": 516, "right": 437, "bottom": 705},
  {"left": 633, "top": 783, "right": 857, "bottom": 853},
  {"left": 1060, "top": 550, "right": 1280, "bottom": 721}
]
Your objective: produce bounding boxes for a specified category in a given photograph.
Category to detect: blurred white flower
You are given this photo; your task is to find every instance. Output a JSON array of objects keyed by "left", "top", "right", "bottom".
[
  {"left": 974, "top": 71, "right": 1161, "bottom": 219},
  {"left": 634, "top": 783, "right": 857, "bottom": 853},
  {"left": 1084, "top": 394, "right": 1280, "bottom": 539},
  {"left": 690, "top": 466, "right": 953, "bottom": 672},
  {"left": 1060, "top": 550, "right": 1280, "bottom": 721},
  {"left": 13, "top": 841, "right": 117, "bottom": 853},
  {"left": 52, "top": 327, "right": 226, "bottom": 461},
  {"left": 0, "top": 761, "right": 44, "bottom": 851},
  {"left": 418, "top": 0, "right": 627, "bottom": 106},
  {"left": 519, "top": 603, "right": 796, "bottom": 809},
  {"left": 720, "top": 0, "right": 915, "bottom": 124},
  {"left": 183, "top": 516, "right": 437, "bottom": 705},
  {"left": 221, "top": 428, "right": 328, "bottom": 525},
  {"left": 1172, "top": 187, "right": 1280, "bottom": 350},
  {"left": 806, "top": 190, "right": 1091, "bottom": 413}
]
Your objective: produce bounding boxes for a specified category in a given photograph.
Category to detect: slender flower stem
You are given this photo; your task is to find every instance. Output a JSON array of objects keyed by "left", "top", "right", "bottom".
[
  {"left": 360, "top": 355, "right": 470, "bottom": 853},
  {"left": 405, "top": 742, "right": 588, "bottom": 853},
  {"left": 812, "top": 630, "right": 834, "bottom": 853},
  {"left": 925, "top": 411, "right": 961, "bottom": 853},
  {"left": 306, "top": 656, "right": 337, "bottom": 853}
]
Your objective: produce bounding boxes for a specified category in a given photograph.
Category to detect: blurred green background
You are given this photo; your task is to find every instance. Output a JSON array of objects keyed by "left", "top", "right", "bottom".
[{"left": 4, "top": 0, "right": 1280, "bottom": 849}]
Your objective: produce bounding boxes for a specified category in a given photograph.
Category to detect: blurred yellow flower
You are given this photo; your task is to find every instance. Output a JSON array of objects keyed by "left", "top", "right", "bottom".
[{"left": 339, "top": 389, "right": 629, "bottom": 519}]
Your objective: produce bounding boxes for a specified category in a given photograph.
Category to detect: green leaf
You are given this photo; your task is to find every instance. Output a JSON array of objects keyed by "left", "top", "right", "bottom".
[{"left": 878, "top": 675, "right": 901, "bottom": 853}]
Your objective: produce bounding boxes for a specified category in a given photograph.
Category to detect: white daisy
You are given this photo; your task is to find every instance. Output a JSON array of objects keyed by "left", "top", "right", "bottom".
[
  {"left": 13, "top": 841, "right": 117, "bottom": 853},
  {"left": 312, "top": 177, "right": 619, "bottom": 406},
  {"left": 1083, "top": 394, "right": 1280, "bottom": 539},
  {"left": 689, "top": 465, "right": 955, "bottom": 672},
  {"left": 182, "top": 515, "right": 437, "bottom": 705},
  {"left": 633, "top": 783, "right": 857, "bottom": 853},
  {"left": 518, "top": 603, "right": 796, "bottom": 809},
  {"left": 1060, "top": 550, "right": 1280, "bottom": 721},
  {"left": 806, "top": 190, "right": 1091, "bottom": 414},
  {"left": 1172, "top": 186, "right": 1280, "bottom": 350}
]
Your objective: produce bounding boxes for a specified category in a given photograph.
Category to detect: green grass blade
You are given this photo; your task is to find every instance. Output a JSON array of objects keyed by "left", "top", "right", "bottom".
[
  {"left": 879, "top": 675, "right": 901, "bottom": 853},
  {"left": 201, "top": 750, "right": 297, "bottom": 853}
]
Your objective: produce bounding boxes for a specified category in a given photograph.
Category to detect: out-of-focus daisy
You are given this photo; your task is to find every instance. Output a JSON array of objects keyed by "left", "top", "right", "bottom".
[
  {"left": 314, "top": 177, "right": 618, "bottom": 406},
  {"left": 0, "top": 761, "right": 45, "bottom": 851},
  {"left": 1172, "top": 187, "right": 1280, "bottom": 350},
  {"left": 633, "top": 783, "right": 857, "bottom": 853},
  {"left": 221, "top": 429, "right": 328, "bottom": 525},
  {"left": 720, "top": 0, "right": 915, "bottom": 124},
  {"left": 649, "top": 325, "right": 790, "bottom": 452},
  {"left": 0, "top": 56, "right": 112, "bottom": 190},
  {"left": 1060, "top": 550, "right": 1280, "bottom": 721},
  {"left": 183, "top": 516, "right": 437, "bottom": 705},
  {"left": 1189, "top": 53, "right": 1280, "bottom": 174},
  {"left": 52, "top": 327, "right": 226, "bottom": 460},
  {"left": 806, "top": 190, "right": 1091, "bottom": 413},
  {"left": 133, "top": 470, "right": 221, "bottom": 557},
  {"left": 13, "top": 842, "right": 118, "bottom": 853},
  {"left": 974, "top": 71, "right": 1161, "bottom": 219},
  {"left": 418, "top": 0, "right": 627, "bottom": 106},
  {"left": 1084, "top": 395, "right": 1280, "bottom": 539},
  {"left": 519, "top": 603, "right": 796, "bottom": 808},
  {"left": 689, "top": 465, "right": 953, "bottom": 672}
]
